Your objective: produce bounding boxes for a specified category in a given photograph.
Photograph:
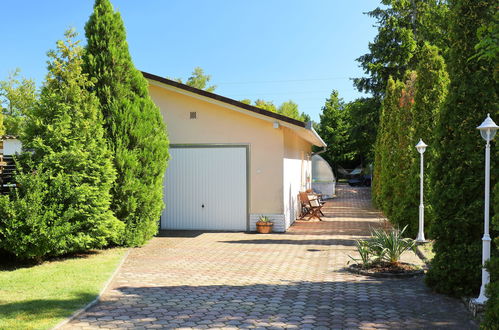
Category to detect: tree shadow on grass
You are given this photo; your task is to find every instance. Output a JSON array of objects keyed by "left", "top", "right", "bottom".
[
  {"left": 0, "top": 250, "right": 100, "bottom": 271},
  {"left": 0, "top": 292, "right": 96, "bottom": 328},
  {"left": 72, "top": 280, "right": 477, "bottom": 329}
]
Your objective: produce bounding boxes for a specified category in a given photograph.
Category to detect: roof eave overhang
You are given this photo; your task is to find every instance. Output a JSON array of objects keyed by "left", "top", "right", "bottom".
[{"left": 143, "top": 71, "right": 327, "bottom": 148}]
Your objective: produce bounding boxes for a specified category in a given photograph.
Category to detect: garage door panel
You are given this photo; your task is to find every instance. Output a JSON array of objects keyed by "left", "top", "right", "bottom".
[{"left": 162, "top": 147, "right": 247, "bottom": 230}]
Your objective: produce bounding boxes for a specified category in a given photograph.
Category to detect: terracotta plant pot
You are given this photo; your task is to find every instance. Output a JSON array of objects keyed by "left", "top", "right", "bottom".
[{"left": 256, "top": 221, "right": 273, "bottom": 234}]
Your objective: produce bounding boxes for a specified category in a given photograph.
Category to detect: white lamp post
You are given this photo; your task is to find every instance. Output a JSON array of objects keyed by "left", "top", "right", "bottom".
[
  {"left": 474, "top": 113, "right": 498, "bottom": 304},
  {"left": 415, "top": 139, "right": 428, "bottom": 243}
]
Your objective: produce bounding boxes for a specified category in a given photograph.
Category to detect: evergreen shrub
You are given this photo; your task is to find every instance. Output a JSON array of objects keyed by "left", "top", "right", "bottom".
[{"left": 0, "top": 31, "right": 123, "bottom": 260}]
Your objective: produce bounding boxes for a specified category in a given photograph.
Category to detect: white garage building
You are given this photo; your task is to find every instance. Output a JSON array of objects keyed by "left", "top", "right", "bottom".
[{"left": 144, "top": 72, "right": 327, "bottom": 232}]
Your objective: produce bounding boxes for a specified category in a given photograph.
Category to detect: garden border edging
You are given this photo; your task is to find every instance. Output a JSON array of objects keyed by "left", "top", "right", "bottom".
[
  {"left": 346, "top": 263, "right": 425, "bottom": 278},
  {"left": 52, "top": 248, "right": 130, "bottom": 330}
]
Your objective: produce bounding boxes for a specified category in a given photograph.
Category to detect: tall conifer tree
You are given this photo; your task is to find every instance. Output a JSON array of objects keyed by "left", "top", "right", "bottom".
[
  {"left": 372, "top": 77, "right": 405, "bottom": 213},
  {"left": 387, "top": 72, "right": 417, "bottom": 231},
  {"left": 426, "top": 0, "right": 498, "bottom": 296},
  {"left": 84, "top": 0, "right": 169, "bottom": 246},
  {"left": 0, "top": 30, "right": 123, "bottom": 259},
  {"left": 387, "top": 45, "right": 449, "bottom": 237}
]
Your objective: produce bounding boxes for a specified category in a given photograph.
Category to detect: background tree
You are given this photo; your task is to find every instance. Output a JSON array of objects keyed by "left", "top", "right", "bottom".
[
  {"left": 0, "top": 30, "right": 123, "bottom": 260},
  {"left": 0, "top": 69, "right": 37, "bottom": 136},
  {"left": 254, "top": 99, "right": 308, "bottom": 121},
  {"left": 278, "top": 100, "right": 300, "bottom": 119},
  {"left": 425, "top": 0, "right": 497, "bottom": 297},
  {"left": 354, "top": 0, "right": 448, "bottom": 97},
  {"left": 347, "top": 97, "right": 381, "bottom": 165},
  {"left": 316, "top": 90, "right": 357, "bottom": 172},
  {"left": 0, "top": 110, "right": 4, "bottom": 135},
  {"left": 254, "top": 99, "right": 278, "bottom": 113},
  {"left": 175, "top": 66, "right": 217, "bottom": 92},
  {"left": 84, "top": 0, "right": 169, "bottom": 246},
  {"left": 301, "top": 112, "right": 311, "bottom": 122}
]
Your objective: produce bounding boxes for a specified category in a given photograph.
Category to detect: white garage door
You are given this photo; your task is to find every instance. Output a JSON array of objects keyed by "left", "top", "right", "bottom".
[{"left": 161, "top": 146, "right": 248, "bottom": 230}]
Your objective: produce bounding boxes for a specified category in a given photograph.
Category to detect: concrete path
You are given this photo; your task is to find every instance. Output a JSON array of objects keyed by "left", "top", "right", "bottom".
[{"left": 62, "top": 185, "right": 477, "bottom": 329}]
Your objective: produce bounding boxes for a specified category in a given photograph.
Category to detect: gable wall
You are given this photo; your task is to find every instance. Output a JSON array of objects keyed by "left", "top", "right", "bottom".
[{"left": 149, "top": 84, "right": 285, "bottom": 215}]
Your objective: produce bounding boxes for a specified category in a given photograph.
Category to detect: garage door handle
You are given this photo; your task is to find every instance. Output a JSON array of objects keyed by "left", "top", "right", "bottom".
[{"left": 202, "top": 204, "right": 205, "bottom": 208}]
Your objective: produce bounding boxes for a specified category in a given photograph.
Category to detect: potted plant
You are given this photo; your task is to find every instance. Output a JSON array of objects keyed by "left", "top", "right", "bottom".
[{"left": 256, "top": 215, "right": 273, "bottom": 234}]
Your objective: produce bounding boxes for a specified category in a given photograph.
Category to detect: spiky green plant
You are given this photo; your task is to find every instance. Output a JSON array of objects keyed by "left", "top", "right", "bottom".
[
  {"left": 370, "top": 226, "right": 416, "bottom": 265},
  {"left": 349, "top": 239, "right": 373, "bottom": 268}
]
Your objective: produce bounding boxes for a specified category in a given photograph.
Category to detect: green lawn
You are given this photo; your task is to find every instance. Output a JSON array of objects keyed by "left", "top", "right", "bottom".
[
  {"left": 0, "top": 248, "right": 127, "bottom": 330},
  {"left": 418, "top": 241, "right": 435, "bottom": 262}
]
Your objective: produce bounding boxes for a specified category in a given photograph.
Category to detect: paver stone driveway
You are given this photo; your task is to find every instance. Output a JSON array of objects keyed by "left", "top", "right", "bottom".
[{"left": 62, "top": 186, "right": 477, "bottom": 329}]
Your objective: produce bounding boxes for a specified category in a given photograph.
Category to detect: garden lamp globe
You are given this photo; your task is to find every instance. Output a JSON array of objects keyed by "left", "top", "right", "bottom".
[
  {"left": 415, "top": 139, "right": 427, "bottom": 154},
  {"left": 477, "top": 113, "right": 498, "bottom": 142}
]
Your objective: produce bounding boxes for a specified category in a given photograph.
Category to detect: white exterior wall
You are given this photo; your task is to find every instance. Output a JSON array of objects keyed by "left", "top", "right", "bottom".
[
  {"left": 282, "top": 127, "right": 313, "bottom": 231},
  {"left": 283, "top": 158, "right": 304, "bottom": 229}
]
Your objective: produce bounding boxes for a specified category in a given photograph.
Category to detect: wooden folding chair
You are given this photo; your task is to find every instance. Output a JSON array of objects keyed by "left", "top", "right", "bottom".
[
  {"left": 306, "top": 189, "right": 326, "bottom": 215},
  {"left": 299, "top": 191, "right": 323, "bottom": 221}
]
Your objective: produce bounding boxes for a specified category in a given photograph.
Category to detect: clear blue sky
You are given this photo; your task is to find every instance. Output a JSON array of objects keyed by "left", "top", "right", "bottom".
[{"left": 0, "top": 1, "right": 377, "bottom": 122}]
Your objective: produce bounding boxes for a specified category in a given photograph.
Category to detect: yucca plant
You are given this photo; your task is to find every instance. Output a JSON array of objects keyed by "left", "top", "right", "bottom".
[
  {"left": 349, "top": 239, "right": 372, "bottom": 268},
  {"left": 370, "top": 225, "right": 415, "bottom": 265}
]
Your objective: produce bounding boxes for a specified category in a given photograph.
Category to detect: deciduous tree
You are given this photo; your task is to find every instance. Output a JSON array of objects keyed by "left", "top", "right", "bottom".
[
  {"left": 316, "top": 90, "right": 357, "bottom": 172},
  {"left": 0, "top": 69, "right": 37, "bottom": 136},
  {"left": 175, "top": 67, "right": 217, "bottom": 92}
]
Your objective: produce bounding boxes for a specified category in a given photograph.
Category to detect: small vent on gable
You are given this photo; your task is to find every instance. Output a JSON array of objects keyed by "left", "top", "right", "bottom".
[{"left": 190, "top": 112, "right": 197, "bottom": 119}]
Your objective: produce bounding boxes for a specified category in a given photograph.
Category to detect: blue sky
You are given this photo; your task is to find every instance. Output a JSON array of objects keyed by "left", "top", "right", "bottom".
[{"left": 0, "top": 1, "right": 377, "bottom": 122}]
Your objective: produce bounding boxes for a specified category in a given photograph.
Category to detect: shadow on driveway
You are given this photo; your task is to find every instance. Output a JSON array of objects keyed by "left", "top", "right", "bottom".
[
  {"left": 218, "top": 238, "right": 357, "bottom": 246},
  {"left": 77, "top": 280, "right": 477, "bottom": 329}
]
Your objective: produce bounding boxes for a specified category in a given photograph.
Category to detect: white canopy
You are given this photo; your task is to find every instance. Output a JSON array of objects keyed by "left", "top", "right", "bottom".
[
  {"left": 311, "top": 154, "right": 336, "bottom": 198},
  {"left": 312, "top": 154, "right": 335, "bottom": 182}
]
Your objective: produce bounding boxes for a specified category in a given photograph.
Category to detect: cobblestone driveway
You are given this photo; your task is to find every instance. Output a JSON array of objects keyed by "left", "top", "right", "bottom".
[{"left": 62, "top": 186, "right": 477, "bottom": 329}]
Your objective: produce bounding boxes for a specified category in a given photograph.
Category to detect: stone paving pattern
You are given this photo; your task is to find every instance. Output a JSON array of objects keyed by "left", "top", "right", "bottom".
[{"left": 62, "top": 185, "right": 477, "bottom": 329}]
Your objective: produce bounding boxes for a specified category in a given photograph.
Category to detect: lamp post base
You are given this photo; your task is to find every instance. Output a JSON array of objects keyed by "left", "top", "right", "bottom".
[
  {"left": 467, "top": 296, "right": 486, "bottom": 319},
  {"left": 416, "top": 204, "right": 426, "bottom": 243},
  {"left": 472, "top": 289, "right": 488, "bottom": 305}
]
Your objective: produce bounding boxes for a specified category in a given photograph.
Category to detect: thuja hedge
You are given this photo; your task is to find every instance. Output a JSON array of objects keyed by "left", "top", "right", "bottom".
[{"left": 425, "top": 0, "right": 497, "bottom": 297}]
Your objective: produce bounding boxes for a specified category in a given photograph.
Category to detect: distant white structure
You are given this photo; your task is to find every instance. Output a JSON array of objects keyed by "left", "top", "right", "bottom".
[
  {"left": 311, "top": 154, "right": 336, "bottom": 198},
  {"left": 0, "top": 136, "right": 22, "bottom": 155}
]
